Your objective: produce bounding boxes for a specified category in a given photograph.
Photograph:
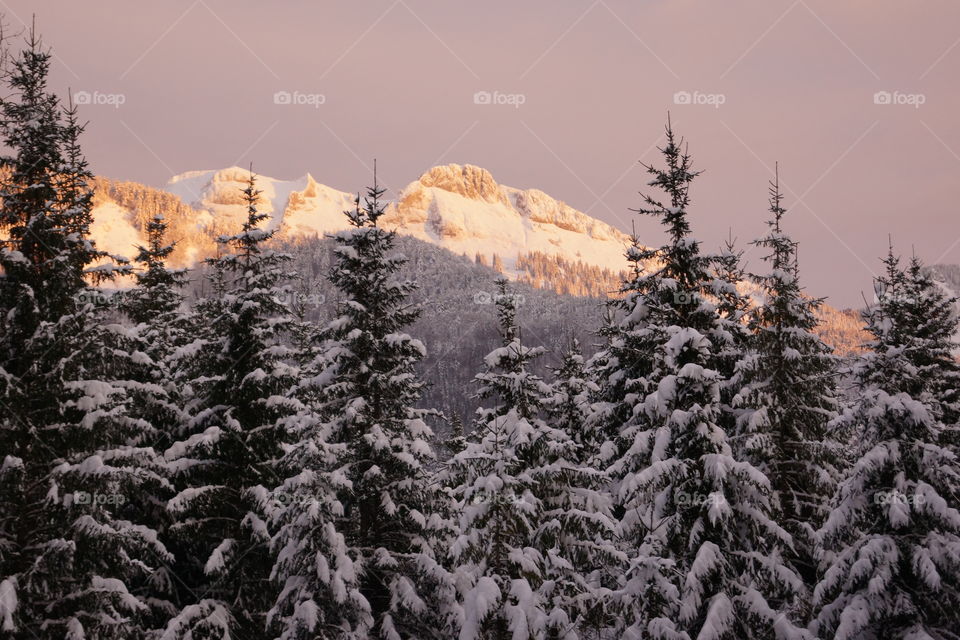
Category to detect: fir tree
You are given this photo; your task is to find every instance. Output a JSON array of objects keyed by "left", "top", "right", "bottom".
[
  {"left": 124, "top": 214, "right": 188, "bottom": 324},
  {"left": 0, "top": 30, "right": 170, "bottom": 638},
  {"left": 447, "top": 280, "right": 621, "bottom": 640},
  {"left": 267, "top": 404, "right": 368, "bottom": 639},
  {"left": 266, "top": 210, "right": 366, "bottom": 640},
  {"left": 121, "top": 212, "right": 195, "bottom": 627},
  {"left": 864, "top": 248, "right": 960, "bottom": 440},
  {"left": 291, "top": 173, "right": 459, "bottom": 639},
  {"left": 734, "top": 170, "right": 839, "bottom": 595},
  {"left": 163, "top": 171, "right": 297, "bottom": 638},
  {"left": 708, "top": 233, "right": 753, "bottom": 438},
  {"left": 586, "top": 230, "right": 658, "bottom": 471},
  {"left": 121, "top": 212, "right": 192, "bottom": 453},
  {"left": 605, "top": 119, "right": 808, "bottom": 639},
  {"left": 543, "top": 339, "right": 599, "bottom": 461},
  {"left": 813, "top": 247, "right": 960, "bottom": 640}
]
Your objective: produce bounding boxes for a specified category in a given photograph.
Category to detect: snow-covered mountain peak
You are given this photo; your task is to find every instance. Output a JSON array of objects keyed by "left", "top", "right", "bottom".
[
  {"left": 390, "top": 164, "right": 630, "bottom": 270},
  {"left": 155, "top": 164, "right": 635, "bottom": 273},
  {"left": 415, "top": 163, "right": 508, "bottom": 205},
  {"left": 164, "top": 166, "right": 356, "bottom": 236}
]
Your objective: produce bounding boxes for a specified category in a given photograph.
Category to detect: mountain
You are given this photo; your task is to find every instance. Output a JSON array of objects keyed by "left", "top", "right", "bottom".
[
  {"left": 931, "top": 263, "right": 960, "bottom": 297},
  {"left": 161, "top": 163, "right": 634, "bottom": 275},
  {"left": 89, "top": 175, "right": 216, "bottom": 267},
  {"left": 85, "top": 164, "right": 869, "bottom": 355},
  {"left": 929, "top": 264, "right": 960, "bottom": 344}
]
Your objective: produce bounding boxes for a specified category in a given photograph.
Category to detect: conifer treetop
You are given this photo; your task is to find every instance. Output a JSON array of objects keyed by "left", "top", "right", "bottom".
[{"left": 633, "top": 114, "right": 703, "bottom": 246}]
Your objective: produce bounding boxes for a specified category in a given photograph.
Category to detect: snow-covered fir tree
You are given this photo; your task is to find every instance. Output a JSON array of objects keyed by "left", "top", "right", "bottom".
[
  {"left": 543, "top": 339, "right": 599, "bottom": 461},
  {"left": 163, "top": 171, "right": 298, "bottom": 639},
  {"left": 122, "top": 213, "right": 192, "bottom": 451},
  {"left": 813, "top": 248, "right": 960, "bottom": 640},
  {"left": 707, "top": 234, "right": 753, "bottom": 437},
  {"left": 865, "top": 248, "right": 960, "bottom": 444},
  {"left": 734, "top": 171, "right": 839, "bottom": 595},
  {"left": 118, "top": 212, "right": 196, "bottom": 628},
  {"left": 585, "top": 231, "right": 658, "bottom": 472},
  {"left": 447, "top": 279, "right": 621, "bottom": 640},
  {"left": 123, "top": 214, "right": 187, "bottom": 325},
  {"left": 441, "top": 413, "right": 469, "bottom": 460},
  {"left": 903, "top": 257, "right": 960, "bottom": 437},
  {"left": 284, "top": 174, "right": 459, "bottom": 639},
  {"left": 604, "top": 119, "right": 808, "bottom": 639},
  {"left": 265, "top": 208, "right": 368, "bottom": 640},
  {"left": 266, "top": 408, "right": 367, "bottom": 639},
  {"left": 0, "top": 31, "right": 171, "bottom": 639}
]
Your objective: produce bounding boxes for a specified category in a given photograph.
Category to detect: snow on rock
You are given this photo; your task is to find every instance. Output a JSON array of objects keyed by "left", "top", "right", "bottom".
[
  {"left": 165, "top": 166, "right": 357, "bottom": 239},
  {"left": 387, "top": 164, "right": 632, "bottom": 273},
  {"left": 95, "top": 163, "right": 634, "bottom": 277}
]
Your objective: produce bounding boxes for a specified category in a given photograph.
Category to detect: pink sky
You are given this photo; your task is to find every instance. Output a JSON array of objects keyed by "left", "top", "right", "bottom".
[{"left": 9, "top": 0, "right": 960, "bottom": 307}]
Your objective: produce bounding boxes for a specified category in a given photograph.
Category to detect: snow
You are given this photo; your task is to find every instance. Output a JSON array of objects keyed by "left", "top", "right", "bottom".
[
  {"left": 99, "top": 163, "right": 638, "bottom": 279},
  {"left": 0, "top": 455, "right": 23, "bottom": 473},
  {"left": 460, "top": 576, "right": 501, "bottom": 640},
  {"left": 165, "top": 166, "right": 357, "bottom": 237},
  {"left": 88, "top": 201, "right": 141, "bottom": 263},
  {"left": 205, "top": 538, "right": 234, "bottom": 575},
  {"left": 696, "top": 593, "right": 734, "bottom": 640},
  {"left": 0, "top": 578, "right": 16, "bottom": 631},
  {"left": 89, "top": 575, "right": 148, "bottom": 613},
  {"left": 396, "top": 171, "right": 633, "bottom": 274},
  {"left": 160, "top": 600, "right": 233, "bottom": 640}
]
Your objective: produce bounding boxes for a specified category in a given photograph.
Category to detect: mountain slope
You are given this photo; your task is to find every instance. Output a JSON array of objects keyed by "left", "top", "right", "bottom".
[{"left": 162, "top": 163, "right": 633, "bottom": 274}]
